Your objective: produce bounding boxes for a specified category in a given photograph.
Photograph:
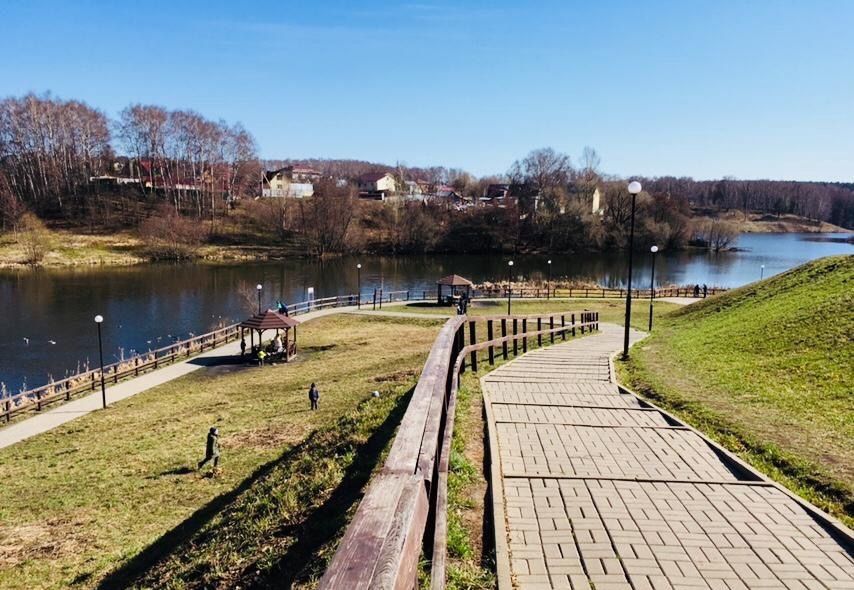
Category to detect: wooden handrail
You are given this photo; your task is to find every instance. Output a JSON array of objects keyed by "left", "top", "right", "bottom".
[{"left": 321, "top": 311, "right": 600, "bottom": 589}]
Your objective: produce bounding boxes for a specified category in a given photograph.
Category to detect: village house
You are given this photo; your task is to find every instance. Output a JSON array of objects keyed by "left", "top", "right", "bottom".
[
  {"left": 262, "top": 165, "right": 320, "bottom": 198},
  {"left": 358, "top": 171, "right": 397, "bottom": 200}
]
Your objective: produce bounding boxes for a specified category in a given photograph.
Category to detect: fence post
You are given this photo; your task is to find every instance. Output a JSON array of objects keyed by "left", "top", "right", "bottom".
[
  {"left": 4, "top": 399, "right": 10, "bottom": 423},
  {"left": 549, "top": 316, "right": 555, "bottom": 343},
  {"left": 36, "top": 391, "right": 42, "bottom": 412},
  {"left": 469, "top": 321, "right": 477, "bottom": 372},
  {"left": 373, "top": 288, "right": 377, "bottom": 310},
  {"left": 561, "top": 314, "right": 566, "bottom": 340},
  {"left": 501, "top": 319, "right": 508, "bottom": 360},
  {"left": 537, "top": 317, "right": 542, "bottom": 346},
  {"left": 91, "top": 372, "right": 96, "bottom": 391},
  {"left": 379, "top": 289, "right": 383, "bottom": 309},
  {"left": 595, "top": 311, "right": 599, "bottom": 330},
  {"left": 65, "top": 380, "right": 71, "bottom": 401},
  {"left": 522, "top": 318, "right": 527, "bottom": 352},
  {"left": 512, "top": 319, "right": 518, "bottom": 356},
  {"left": 488, "top": 320, "right": 495, "bottom": 365},
  {"left": 572, "top": 313, "right": 576, "bottom": 337},
  {"left": 459, "top": 328, "right": 466, "bottom": 373}
]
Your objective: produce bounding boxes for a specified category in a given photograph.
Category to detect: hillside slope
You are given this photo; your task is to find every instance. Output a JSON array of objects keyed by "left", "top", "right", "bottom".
[{"left": 619, "top": 255, "right": 853, "bottom": 525}]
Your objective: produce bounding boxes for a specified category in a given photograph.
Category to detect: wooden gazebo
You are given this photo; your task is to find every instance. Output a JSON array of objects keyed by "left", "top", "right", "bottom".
[
  {"left": 239, "top": 310, "right": 300, "bottom": 361},
  {"left": 436, "top": 274, "right": 474, "bottom": 304}
]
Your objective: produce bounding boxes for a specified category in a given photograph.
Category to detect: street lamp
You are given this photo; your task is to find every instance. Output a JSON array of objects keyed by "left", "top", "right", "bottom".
[
  {"left": 547, "top": 259, "right": 552, "bottom": 300},
  {"left": 507, "top": 260, "right": 514, "bottom": 315},
  {"left": 648, "top": 246, "right": 659, "bottom": 331},
  {"left": 356, "top": 263, "right": 362, "bottom": 309},
  {"left": 623, "top": 180, "right": 642, "bottom": 359},
  {"left": 760, "top": 264, "right": 765, "bottom": 280},
  {"left": 256, "top": 283, "right": 263, "bottom": 314},
  {"left": 94, "top": 315, "right": 106, "bottom": 409}
]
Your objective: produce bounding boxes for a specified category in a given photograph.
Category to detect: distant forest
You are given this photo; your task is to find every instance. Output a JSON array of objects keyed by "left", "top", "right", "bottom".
[{"left": 1, "top": 93, "right": 852, "bottom": 260}]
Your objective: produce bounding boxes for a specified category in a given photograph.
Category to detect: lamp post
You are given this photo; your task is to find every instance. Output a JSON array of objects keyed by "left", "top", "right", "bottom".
[
  {"left": 356, "top": 263, "right": 362, "bottom": 309},
  {"left": 507, "top": 260, "right": 514, "bottom": 315},
  {"left": 256, "top": 283, "right": 263, "bottom": 314},
  {"left": 547, "top": 259, "right": 552, "bottom": 299},
  {"left": 623, "top": 181, "right": 642, "bottom": 359},
  {"left": 94, "top": 315, "right": 106, "bottom": 409},
  {"left": 760, "top": 264, "right": 765, "bottom": 280},
  {"left": 648, "top": 246, "right": 659, "bottom": 331}
]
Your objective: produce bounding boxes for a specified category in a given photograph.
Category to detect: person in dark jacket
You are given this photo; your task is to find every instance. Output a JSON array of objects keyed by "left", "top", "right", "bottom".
[
  {"left": 693, "top": 284, "right": 700, "bottom": 297},
  {"left": 240, "top": 337, "right": 247, "bottom": 357},
  {"left": 198, "top": 427, "right": 220, "bottom": 471},
  {"left": 308, "top": 383, "right": 320, "bottom": 410},
  {"left": 702, "top": 284, "right": 708, "bottom": 298}
]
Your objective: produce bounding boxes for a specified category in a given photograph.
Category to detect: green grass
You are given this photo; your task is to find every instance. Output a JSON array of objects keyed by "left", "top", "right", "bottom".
[
  {"left": 0, "top": 315, "right": 442, "bottom": 589},
  {"left": 616, "top": 255, "right": 854, "bottom": 526},
  {"left": 394, "top": 297, "right": 680, "bottom": 331}
]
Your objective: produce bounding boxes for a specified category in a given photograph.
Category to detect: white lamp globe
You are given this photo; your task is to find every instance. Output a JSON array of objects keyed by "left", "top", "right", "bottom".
[
  {"left": 256, "top": 284, "right": 263, "bottom": 290},
  {"left": 357, "top": 263, "right": 362, "bottom": 269},
  {"left": 547, "top": 259, "right": 552, "bottom": 264},
  {"left": 94, "top": 315, "right": 104, "bottom": 323},
  {"left": 651, "top": 246, "right": 659, "bottom": 253},
  {"left": 628, "top": 181, "right": 642, "bottom": 195},
  {"left": 508, "top": 260, "right": 514, "bottom": 267}
]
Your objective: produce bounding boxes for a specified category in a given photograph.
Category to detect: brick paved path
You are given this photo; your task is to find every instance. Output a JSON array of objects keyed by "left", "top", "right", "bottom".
[{"left": 483, "top": 323, "right": 854, "bottom": 590}]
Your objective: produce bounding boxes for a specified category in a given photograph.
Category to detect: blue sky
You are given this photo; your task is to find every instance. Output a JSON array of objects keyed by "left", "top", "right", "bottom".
[{"left": 1, "top": 0, "right": 852, "bottom": 181}]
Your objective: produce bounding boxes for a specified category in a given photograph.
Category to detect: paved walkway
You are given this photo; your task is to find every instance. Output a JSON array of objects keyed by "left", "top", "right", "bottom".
[
  {"left": 483, "top": 323, "right": 854, "bottom": 590},
  {"left": 0, "top": 306, "right": 445, "bottom": 451}
]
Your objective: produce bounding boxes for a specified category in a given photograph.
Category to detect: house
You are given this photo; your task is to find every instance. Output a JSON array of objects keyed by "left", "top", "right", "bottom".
[
  {"left": 262, "top": 166, "right": 318, "bottom": 198},
  {"left": 358, "top": 172, "right": 397, "bottom": 200}
]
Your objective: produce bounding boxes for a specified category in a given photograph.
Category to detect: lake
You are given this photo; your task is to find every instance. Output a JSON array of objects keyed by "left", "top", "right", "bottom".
[{"left": 1, "top": 232, "right": 850, "bottom": 393}]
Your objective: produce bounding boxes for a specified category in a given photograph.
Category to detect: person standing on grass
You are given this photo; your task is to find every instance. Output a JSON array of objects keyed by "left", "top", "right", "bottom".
[
  {"left": 309, "top": 382, "right": 320, "bottom": 411},
  {"left": 198, "top": 427, "right": 220, "bottom": 471},
  {"left": 240, "top": 337, "right": 246, "bottom": 357},
  {"left": 703, "top": 284, "right": 708, "bottom": 298}
]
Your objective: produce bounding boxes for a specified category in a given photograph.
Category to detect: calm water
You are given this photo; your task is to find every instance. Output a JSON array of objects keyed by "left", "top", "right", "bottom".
[{"left": 1, "top": 232, "right": 850, "bottom": 393}]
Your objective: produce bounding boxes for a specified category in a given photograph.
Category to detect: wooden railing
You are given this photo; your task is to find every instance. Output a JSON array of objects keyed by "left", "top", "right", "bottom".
[
  {"left": 3, "top": 292, "right": 373, "bottom": 423},
  {"left": 320, "top": 310, "right": 600, "bottom": 589},
  {"left": 474, "top": 286, "right": 726, "bottom": 299},
  {"left": 2, "top": 323, "right": 242, "bottom": 423}
]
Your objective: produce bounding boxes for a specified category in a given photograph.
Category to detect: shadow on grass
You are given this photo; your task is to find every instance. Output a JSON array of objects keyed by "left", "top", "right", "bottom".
[{"left": 97, "top": 386, "right": 414, "bottom": 590}]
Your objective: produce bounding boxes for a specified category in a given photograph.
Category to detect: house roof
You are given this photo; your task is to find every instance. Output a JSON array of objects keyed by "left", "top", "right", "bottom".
[
  {"left": 437, "top": 274, "right": 474, "bottom": 287},
  {"left": 239, "top": 310, "right": 300, "bottom": 331},
  {"left": 358, "top": 171, "right": 392, "bottom": 182}
]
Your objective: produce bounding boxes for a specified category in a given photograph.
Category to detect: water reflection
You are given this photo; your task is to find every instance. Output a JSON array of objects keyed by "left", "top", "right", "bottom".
[{"left": 1, "top": 232, "right": 850, "bottom": 392}]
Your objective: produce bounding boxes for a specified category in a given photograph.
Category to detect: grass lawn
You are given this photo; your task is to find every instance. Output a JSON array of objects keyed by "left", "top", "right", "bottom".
[
  {"left": 0, "top": 314, "right": 442, "bottom": 589},
  {"left": 394, "top": 297, "right": 680, "bottom": 331},
  {"left": 617, "top": 255, "right": 853, "bottom": 526}
]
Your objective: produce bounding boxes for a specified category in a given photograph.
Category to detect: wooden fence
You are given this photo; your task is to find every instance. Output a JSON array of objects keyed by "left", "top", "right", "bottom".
[
  {"left": 3, "top": 291, "right": 378, "bottom": 423},
  {"left": 320, "top": 310, "right": 599, "bottom": 590},
  {"left": 473, "top": 286, "right": 726, "bottom": 299}
]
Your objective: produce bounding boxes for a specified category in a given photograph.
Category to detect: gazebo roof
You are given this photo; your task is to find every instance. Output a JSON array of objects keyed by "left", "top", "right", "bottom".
[
  {"left": 437, "top": 274, "right": 474, "bottom": 287},
  {"left": 239, "top": 310, "right": 300, "bottom": 331}
]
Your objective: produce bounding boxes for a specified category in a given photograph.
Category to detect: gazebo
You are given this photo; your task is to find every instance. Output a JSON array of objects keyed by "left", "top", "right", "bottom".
[
  {"left": 436, "top": 274, "right": 474, "bottom": 304},
  {"left": 239, "top": 310, "right": 300, "bottom": 362}
]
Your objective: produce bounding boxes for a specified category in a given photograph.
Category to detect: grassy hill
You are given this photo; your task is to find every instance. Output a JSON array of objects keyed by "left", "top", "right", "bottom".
[{"left": 618, "top": 255, "right": 853, "bottom": 525}]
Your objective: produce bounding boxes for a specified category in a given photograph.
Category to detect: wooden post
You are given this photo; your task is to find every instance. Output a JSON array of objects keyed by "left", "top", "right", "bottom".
[
  {"left": 561, "top": 315, "right": 566, "bottom": 340},
  {"left": 379, "top": 289, "right": 383, "bottom": 309},
  {"left": 459, "top": 328, "right": 466, "bottom": 373},
  {"left": 572, "top": 313, "right": 576, "bottom": 337},
  {"left": 469, "top": 321, "right": 477, "bottom": 372},
  {"left": 487, "top": 319, "right": 495, "bottom": 365},
  {"left": 501, "top": 319, "right": 508, "bottom": 360},
  {"left": 537, "top": 317, "right": 542, "bottom": 346},
  {"left": 65, "top": 380, "right": 71, "bottom": 401},
  {"left": 549, "top": 316, "right": 554, "bottom": 343},
  {"left": 522, "top": 318, "right": 527, "bottom": 352},
  {"left": 512, "top": 319, "right": 518, "bottom": 356},
  {"left": 373, "top": 288, "right": 377, "bottom": 310}
]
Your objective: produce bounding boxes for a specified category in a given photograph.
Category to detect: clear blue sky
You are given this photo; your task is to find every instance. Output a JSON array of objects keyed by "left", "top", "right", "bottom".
[{"left": 1, "top": 0, "right": 852, "bottom": 181}]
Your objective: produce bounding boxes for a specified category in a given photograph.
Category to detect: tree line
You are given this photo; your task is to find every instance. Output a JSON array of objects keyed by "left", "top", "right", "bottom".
[{"left": 0, "top": 93, "right": 260, "bottom": 231}]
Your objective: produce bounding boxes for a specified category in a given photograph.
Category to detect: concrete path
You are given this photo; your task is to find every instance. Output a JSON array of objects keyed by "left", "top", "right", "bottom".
[
  {"left": 657, "top": 296, "right": 704, "bottom": 306},
  {"left": 483, "top": 323, "right": 854, "bottom": 590},
  {"left": 0, "top": 305, "right": 445, "bottom": 451}
]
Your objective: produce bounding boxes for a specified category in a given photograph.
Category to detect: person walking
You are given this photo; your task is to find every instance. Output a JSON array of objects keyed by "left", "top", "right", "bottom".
[
  {"left": 240, "top": 337, "right": 247, "bottom": 357},
  {"left": 702, "top": 284, "right": 708, "bottom": 298},
  {"left": 693, "top": 284, "right": 700, "bottom": 298},
  {"left": 308, "top": 382, "right": 320, "bottom": 411},
  {"left": 198, "top": 427, "right": 220, "bottom": 471}
]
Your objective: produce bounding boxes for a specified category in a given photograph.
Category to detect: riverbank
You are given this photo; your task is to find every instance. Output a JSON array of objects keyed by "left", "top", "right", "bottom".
[
  {"left": 1, "top": 210, "right": 849, "bottom": 269},
  {"left": 692, "top": 209, "right": 852, "bottom": 233}
]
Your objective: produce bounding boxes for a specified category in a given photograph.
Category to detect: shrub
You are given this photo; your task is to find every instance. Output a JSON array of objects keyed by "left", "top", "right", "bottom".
[
  {"left": 17, "top": 213, "right": 52, "bottom": 264},
  {"left": 139, "top": 205, "right": 205, "bottom": 260}
]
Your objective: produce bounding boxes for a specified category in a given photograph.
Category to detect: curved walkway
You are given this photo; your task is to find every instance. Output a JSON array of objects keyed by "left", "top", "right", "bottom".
[
  {"left": 483, "top": 323, "right": 854, "bottom": 589},
  {"left": 0, "top": 306, "right": 445, "bottom": 451}
]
